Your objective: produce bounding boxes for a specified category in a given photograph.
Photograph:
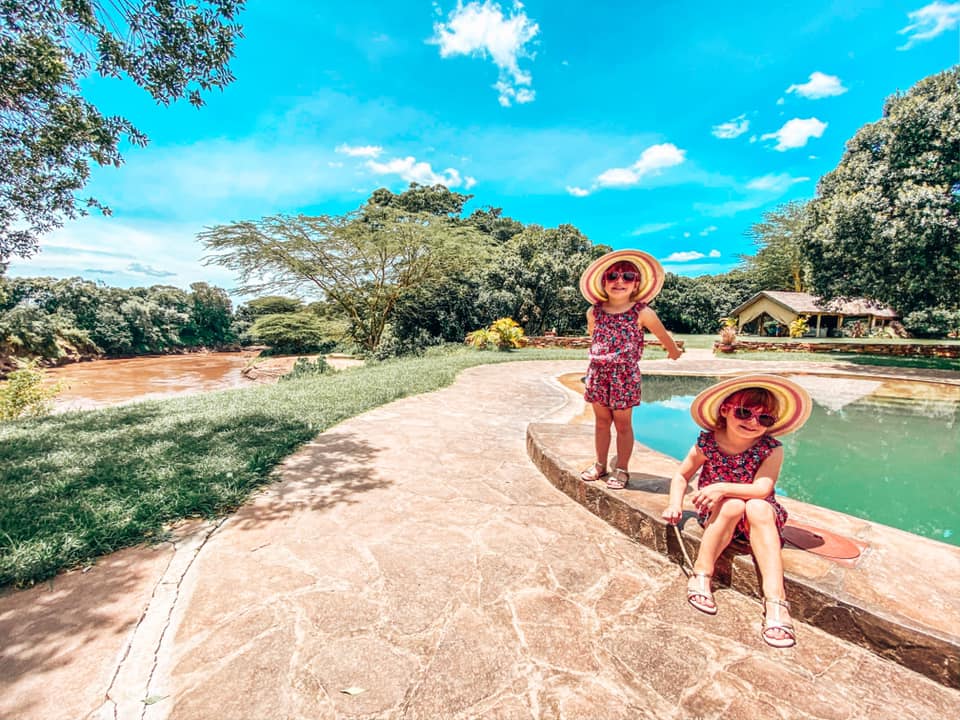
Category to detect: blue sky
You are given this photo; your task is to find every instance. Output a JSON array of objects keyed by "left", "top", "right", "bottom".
[{"left": 8, "top": 0, "right": 959, "bottom": 295}]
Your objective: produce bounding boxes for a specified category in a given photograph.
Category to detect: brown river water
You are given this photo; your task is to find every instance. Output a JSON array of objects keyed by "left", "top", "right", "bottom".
[{"left": 45, "top": 351, "right": 262, "bottom": 412}]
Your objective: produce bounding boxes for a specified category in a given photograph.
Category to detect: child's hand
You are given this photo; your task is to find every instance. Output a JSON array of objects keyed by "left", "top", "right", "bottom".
[
  {"left": 667, "top": 347, "right": 683, "bottom": 361},
  {"left": 662, "top": 505, "right": 682, "bottom": 525},
  {"left": 692, "top": 485, "right": 724, "bottom": 513}
]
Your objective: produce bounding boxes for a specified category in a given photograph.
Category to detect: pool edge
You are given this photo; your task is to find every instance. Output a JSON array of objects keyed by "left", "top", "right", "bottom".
[{"left": 526, "top": 420, "right": 960, "bottom": 690}]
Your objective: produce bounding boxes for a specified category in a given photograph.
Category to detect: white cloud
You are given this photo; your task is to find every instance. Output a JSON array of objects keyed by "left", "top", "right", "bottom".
[
  {"left": 366, "top": 156, "right": 472, "bottom": 188},
  {"left": 746, "top": 173, "right": 810, "bottom": 192},
  {"left": 711, "top": 115, "right": 750, "bottom": 139},
  {"left": 630, "top": 221, "right": 675, "bottom": 235},
  {"left": 566, "top": 185, "right": 590, "bottom": 197},
  {"left": 761, "top": 118, "right": 827, "bottom": 151},
  {"left": 594, "top": 143, "right": 686, "bottom": 188},
  {"left": 898, "top": 2, "right": 960, "bottom": 50},
  {"left": 786, "top": 72, "right": 847, "bottom": 99},
  {"left": 699, "top": 225, "right": 718, "bottom": 236},
  {"left": 683, "top": 231, "right": 691, "bottom": 238},
  {"left": 776, "top": 97, "right": 785, "bottom": 106},
  {"left": 708, "top": 249, "right": 721, "bottom": 258},
  {"left": 7, "top": 217, "right": 240, "bottom": 292},
  {"left": 431, "top": 1, "right": 540, "bottom": 106},
  {"left": 663, "top": 250, "right": 706, "bottom": 262},
  {"left": 464, "top": 176, "right": 478, "bottom": 189},
  {"left": 336, "top": 143, "right": 384, "bottom": 158}
]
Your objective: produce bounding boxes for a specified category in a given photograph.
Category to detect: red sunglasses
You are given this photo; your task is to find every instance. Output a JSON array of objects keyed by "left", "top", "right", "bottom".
[{"left": 728, "top": 405, "right": 778, "bottom": 427}]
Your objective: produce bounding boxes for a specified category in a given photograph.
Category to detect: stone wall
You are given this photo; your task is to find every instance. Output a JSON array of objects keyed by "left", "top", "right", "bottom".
[
  {"left": 524, "top": 336, "right": 685, "bottom": 350},
  {"left": 716, "top": 339, "right": 960, "bottom": 359}
]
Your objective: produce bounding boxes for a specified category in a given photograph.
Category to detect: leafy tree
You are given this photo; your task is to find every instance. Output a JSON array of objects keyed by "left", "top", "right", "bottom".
[
  {"left": 249, "top": 312, "right": 332, "bottom": 355},
  {"left": 201, "top": 204, "right": 486, "bottom": 351},
  {"left": 1, "top": 1, "right": 246, "bottom": 258},
  {"left": 467, "top": 206, "right": 524, "bottom": 244},
  {"left": 391, "top": 273, "right": 483, "bottom": 347},
  {"left": 368, "top": 183, "right": 472, "bottom": 217},
  {"left": 183, "top": 282, "right": 235, "bottom": 346},
  {"left": 740, "top": 201, "right": 811, "bottom": 292},
  {"left": 803, "top": 66, "right": 960, "bottom": 318},
  {"left": 477, "top": 224, "right": 604, "bottom": 335},
  {"left": 245, "top": 295, "right": 303, "bottom": 316},
  {"left": 653, "top": 271, "right": 758, "bottom": 334}
]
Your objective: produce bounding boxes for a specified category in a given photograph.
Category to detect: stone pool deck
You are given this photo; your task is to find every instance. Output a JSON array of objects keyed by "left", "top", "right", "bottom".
[{"left": 1, "top": 355, "right": 958, "bottom": 719}]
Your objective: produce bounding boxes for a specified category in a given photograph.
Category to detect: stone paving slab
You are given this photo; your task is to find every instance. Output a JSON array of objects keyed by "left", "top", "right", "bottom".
[{"left": 1, "top": 359, "right": 959, "bottom": 720}]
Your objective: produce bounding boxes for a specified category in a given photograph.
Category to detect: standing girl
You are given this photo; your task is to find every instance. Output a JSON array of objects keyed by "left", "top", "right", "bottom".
[
  {"left": 661, "top": 374, "right": 812, "bottom": 648},
  {"left": 578, "top": 249, "right": 683, "bottom": 490}
]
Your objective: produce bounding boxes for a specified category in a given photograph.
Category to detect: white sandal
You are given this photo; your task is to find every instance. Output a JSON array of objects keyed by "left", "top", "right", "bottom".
[
  {"left": 686, "top": 572, "right": 717, "bottom": 615},
  {"left": 761, "top": 598, "right": 797, "bottom": 648},
  {"left": 579, "top": 462, "right": 608, "bottom": 482}
]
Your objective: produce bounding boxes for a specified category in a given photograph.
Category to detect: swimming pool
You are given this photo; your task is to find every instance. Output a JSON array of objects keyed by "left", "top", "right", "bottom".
[{"left": 632, "top": 375, "right": 960, "bottom": 547}]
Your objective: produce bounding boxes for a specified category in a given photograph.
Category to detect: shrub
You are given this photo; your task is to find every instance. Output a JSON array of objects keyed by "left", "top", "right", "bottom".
[
  {"left": 902, "top": 308, "right": 960, "bottom": 339},
  {"left": 789, "top": 315, "right": 809, "bottom": 338},
  {"left": 248, "top": 312, "right": 334, "bottom": 354},
  {"left": 0, "top": 363, "right": 62, "bottom": 422},
  {"left": 718, "top": 317, "right": 737, "bottom": 345},
  {"left": 466, "top": 318, "right": 525, "bottom": 351},
  {"left": 280, "top": 356, "right": 331, "bottom": 381}
]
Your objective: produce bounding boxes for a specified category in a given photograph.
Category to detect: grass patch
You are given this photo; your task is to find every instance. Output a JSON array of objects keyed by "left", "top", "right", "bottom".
[
  {"left": 721, "top": 350, "right": 960, "bottom": 372},
  {"left": 0, "top": 346, "right": 585, "bottom": 588}
]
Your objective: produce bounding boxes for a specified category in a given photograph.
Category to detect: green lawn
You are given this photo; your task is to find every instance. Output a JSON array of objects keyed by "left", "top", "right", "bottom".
[{"left": 0, "top": 346, "right": 586, "bottom": 588}]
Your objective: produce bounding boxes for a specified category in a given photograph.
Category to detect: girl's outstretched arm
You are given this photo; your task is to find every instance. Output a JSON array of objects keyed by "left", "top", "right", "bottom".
[
  {"left": 638, "top": 306, "right": 682, "bottom": 360},
  {"left": 586, "top": 307, "right": 596, "bottom": 337},
  {"left": 662, "top": 444, "right": 706, "bottom": 525}
]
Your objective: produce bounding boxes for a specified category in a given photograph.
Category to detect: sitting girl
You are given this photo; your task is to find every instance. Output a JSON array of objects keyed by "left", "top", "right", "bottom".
[{"left": 662, "top": 374, "right": 812, "bottom": 648}]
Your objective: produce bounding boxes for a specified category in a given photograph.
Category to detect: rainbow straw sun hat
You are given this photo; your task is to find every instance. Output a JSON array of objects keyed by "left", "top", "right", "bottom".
[
  {"left": 689, "top": 374, "right": 812, "bottom": 437},
  {"left": 579, "top": 249, "right": 665, "bottom": 305}
]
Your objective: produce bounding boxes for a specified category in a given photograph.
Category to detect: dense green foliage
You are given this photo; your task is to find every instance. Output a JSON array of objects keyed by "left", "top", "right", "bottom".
[
  {"left": 653, "top": 271, "right": 760, "bottom": 334},
  {"left": 248, "top": 312, "right": 333, "bottom": 354},
  {"left": 0, "top": 277, "right": 237, "bottom": 359},
  {"left": 803, "top": 66, "right": 960, "bottom": 319},
  {"left": 0, "top": 1, "right": 246, "bottom": 258},
  {"left": 0, "top": 346, "right": 586, "bottom": 587}
]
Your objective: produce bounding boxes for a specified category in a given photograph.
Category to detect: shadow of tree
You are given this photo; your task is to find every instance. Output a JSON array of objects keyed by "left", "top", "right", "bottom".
[{"left": 0, "top": 394, "right": 390, "bottom": 587}]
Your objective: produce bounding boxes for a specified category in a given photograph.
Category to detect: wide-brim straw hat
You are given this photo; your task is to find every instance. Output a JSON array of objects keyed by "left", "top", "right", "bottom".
[
  {"left": 689, "top": 374, "right": 813, "bottom": 437},
  {"left": 579, "top": 249, "right": 665, "bottom": 305}
]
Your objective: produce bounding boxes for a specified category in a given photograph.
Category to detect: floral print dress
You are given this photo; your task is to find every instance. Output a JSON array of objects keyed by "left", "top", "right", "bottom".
[
  {"left": 583, "top": 302, "right": 645, "bottom": 410},
  {"left": 696, "top": 430, "right": 787, "bottom": 541}
]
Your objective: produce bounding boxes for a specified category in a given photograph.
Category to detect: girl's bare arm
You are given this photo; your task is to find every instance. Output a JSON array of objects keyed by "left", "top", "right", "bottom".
[
  {"left": 638, "top": 306, "right": 682, "bottom": 360},
  {"left": 662, "top": 445, "right": 706, "bottom": 524}
]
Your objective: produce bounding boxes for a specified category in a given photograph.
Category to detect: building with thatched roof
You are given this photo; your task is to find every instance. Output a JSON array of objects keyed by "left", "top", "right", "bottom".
[{"left": 730, "top": 291, "right": 898, "bottom": 337}]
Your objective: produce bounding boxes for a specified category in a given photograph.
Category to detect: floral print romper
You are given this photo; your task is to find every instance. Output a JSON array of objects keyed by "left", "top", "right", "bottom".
[
  {"left": 583, "top": 302, "right": 645, "bottom": 410},
  {"left": 696, "top": 430, "right": 788, "bottom": 542}
]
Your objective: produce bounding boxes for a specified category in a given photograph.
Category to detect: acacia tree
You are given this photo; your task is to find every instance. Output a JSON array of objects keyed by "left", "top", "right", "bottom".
[
  {"left": 200, "top": 204, "right": 487, "bottom": 351},
  {"left": 740, "top": 201, "right": 811, "bottom": 293},
  {"left": 1, "top": 1, "right": 245, "bottom": 258},
  {"left": 803, "top": 66, "right": 960, "bottom": 318}
]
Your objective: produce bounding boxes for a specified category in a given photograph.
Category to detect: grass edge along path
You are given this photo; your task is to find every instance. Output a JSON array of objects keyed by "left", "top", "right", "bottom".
[{"left": 0, "top": 347, "right": 587, "bottom": 589}]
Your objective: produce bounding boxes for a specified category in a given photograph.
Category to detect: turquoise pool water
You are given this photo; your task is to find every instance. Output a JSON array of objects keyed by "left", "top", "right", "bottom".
[{"left": 633, "top": 375, "right": 960, "bottom": 547}]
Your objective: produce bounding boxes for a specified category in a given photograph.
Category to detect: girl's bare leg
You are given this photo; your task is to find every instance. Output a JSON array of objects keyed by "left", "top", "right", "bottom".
[
  {"left": 745, "top": 499, "right": 792, "bottom": 641},
  {"left": 689, "top": 498, "right": 746, "bottom": 610},
  {"left": 611, "top": 407, "right": 634, "bottom": 470},
  {"left": 592, "top": 403, "right": 613, "bottom": 468},
  {"left": 693, "top": 498, "right": 746, "bottom": 576}
]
